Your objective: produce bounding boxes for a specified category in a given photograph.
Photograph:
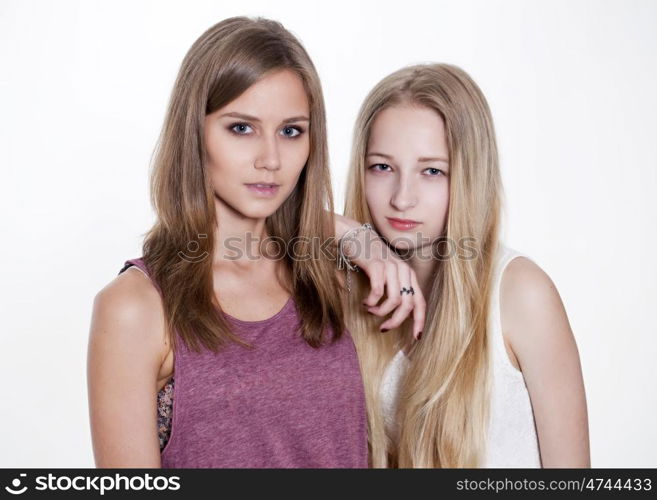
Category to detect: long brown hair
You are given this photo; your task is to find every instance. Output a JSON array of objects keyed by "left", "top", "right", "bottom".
[
  {"left": 344, "top": 63, "right": 502, "bottom": 467},
  {"left": 142, "top": 17, "right": 344, "bottom": 353}
]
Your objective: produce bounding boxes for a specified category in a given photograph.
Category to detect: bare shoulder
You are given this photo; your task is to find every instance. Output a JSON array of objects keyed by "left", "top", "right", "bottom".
[
  {"left": 90, "top": 266, "right": 170, "bottom": 371},
  {"left": 499, "top": 256, "right": 574, "bottom": 367},
  {"left": 499, "top": 257, "right": 590, "bottom": 467},
  {"left": 92, "top": 268, "right": 165, "bottom": 345},
  {"left": 95, "top": 266, "right": 162, "bottom": 316},
  {"left": 87, "top": 266, "right": 167, "bottom": 467},
  {"left": 500, "top": 257, "right": 560, "bottom": 310}
]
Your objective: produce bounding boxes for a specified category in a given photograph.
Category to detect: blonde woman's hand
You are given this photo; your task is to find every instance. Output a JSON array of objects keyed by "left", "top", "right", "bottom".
[{"left": 334, "top": 214, "right": 426, "bottom": 340}]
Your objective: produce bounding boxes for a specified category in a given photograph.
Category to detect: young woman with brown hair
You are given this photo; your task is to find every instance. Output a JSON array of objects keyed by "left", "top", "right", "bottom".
[{"left": 87, "top": 17, "right": 424, "bottom": 468}]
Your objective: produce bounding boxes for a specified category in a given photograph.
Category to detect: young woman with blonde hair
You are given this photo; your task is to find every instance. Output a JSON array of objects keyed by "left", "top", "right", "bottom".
[
  {"left": 87, "top": 17, "right": 424, "bottom": 468},
  {"left": 344, "top": 63, "right": 590, "bottom": 468}
]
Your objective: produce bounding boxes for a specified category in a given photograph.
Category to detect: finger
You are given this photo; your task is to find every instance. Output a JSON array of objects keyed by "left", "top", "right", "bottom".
[
  {"left": 409, "top": 270, "right": 426, "bottom": 340},
  {"left": 361, "top": 261, "right": 385, "bottom": 307},
  {"left": 379, "top": 264, "right": 415, "bottom": 331},
  {"left": 368, "top": 261, "right": 402, "bottom": 322}
]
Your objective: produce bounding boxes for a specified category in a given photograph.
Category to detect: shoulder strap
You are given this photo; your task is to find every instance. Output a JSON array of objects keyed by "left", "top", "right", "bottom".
[
  {"left": 118, "top": 258, "right": 147, "bottom": 276},
  {"left": 117, "top": 257, "right": 166, "bottom": 298}
]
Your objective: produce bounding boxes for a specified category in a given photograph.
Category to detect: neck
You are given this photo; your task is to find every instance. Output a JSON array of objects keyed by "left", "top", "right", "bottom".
[{"left": 212, "top": 197, "right": 269, "bottom": 271}]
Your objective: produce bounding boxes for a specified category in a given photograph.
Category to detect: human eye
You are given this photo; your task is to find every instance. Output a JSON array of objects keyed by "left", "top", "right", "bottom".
[
  {"left": 368, "top": 163, "right": 392, "bottom": 172},
  {"left": 229, "top": 123, "right": 253, "bottom": 135},
  {"left": 423, "top": 167, "right": 445, "bottom": 177},
  {"left": 280, "top": 125, "right": 304, "bottom": 138}
]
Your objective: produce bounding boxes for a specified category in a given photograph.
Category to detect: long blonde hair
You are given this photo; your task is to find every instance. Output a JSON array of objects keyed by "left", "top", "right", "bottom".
[
  {"left": 344, "top": 63, "right": 502, "bottom": 467},
  {"left": 143, "top": 17, "right": 345, "bottom": 354}
]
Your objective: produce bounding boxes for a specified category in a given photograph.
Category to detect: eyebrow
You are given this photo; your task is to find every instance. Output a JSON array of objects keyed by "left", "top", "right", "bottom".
[
  {"left": 367, "top": 152, "right": 449, "bottom": 164},
  {"left": 219, "top": 112, "right": 310, "bottom": 123}
]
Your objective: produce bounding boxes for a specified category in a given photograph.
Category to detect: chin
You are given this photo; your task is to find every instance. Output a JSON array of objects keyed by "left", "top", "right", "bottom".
[
  {"left": 241, "top": 209, "right": 278, "bottom": 220},
  {"left": 390, "top": 241, "right": 417, "bottom": 256},
  {"left": 243, "top": 203, "right": 283, "bottom": 219},
  {"left": 377, "top": 232, "right": 409, "bottom": 253},
  {"left": 221, "top": 194, "right": 275, "bottom": 214}
]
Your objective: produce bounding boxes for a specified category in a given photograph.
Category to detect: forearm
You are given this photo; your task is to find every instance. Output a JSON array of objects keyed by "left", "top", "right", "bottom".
[{"left": 332, "top": 212, "right": 362, "bottom": 243}]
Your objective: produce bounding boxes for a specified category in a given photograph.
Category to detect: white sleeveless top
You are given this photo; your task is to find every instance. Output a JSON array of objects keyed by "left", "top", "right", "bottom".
[{"left": 379, "top": 245, "right": 542, "bottom": 468}]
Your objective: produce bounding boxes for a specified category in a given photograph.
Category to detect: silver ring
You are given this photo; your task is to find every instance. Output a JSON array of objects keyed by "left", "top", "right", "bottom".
[{"left": 400, "top": 286, "right": 415, "bottom": 296}]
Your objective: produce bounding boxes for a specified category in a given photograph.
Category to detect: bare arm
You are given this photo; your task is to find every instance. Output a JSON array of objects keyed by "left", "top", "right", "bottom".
[
  {"left": 500, "top": 257, "right": 590, "bottom": 468},
  {"left": 333, "top": 212, "right": 356, "bottom": 242},
  {"left": 332, "top": 212, "right": 426, "bottom": 339},
  {"left": 87, "top": 268, "right": 168, "bottom": 467}
]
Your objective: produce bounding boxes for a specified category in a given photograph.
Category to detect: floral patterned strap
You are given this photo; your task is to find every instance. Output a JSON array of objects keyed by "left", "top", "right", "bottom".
[{"left": 157, "top": 377, "right": 174, "bottom": 451}]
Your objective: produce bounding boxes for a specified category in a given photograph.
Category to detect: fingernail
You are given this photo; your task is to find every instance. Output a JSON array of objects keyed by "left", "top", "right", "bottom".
[
  {"left": 381, "top": 328, "right": 389, "bottom": 333},
  {"left": 417, "top": 331, "right": 423, "bottom": 340}
]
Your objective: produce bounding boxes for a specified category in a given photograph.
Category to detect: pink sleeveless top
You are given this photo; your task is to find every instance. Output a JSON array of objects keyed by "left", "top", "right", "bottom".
[{"left": 119, "top": 258, "right": 368, "bottom": 468}]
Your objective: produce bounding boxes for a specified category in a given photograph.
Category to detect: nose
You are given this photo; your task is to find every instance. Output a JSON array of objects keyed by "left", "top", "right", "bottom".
[
  {"left": 254, "top": 134, "right": 281, "bottom": 171},
  {"left": 390, "top": 176, "right": 417, "bottom": 212}
]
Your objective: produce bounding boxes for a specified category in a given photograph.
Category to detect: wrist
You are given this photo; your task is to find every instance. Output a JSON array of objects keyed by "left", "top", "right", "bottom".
[
  {"left": 338, "top": 221, "right": 376, "bottom": 265},
  {"left": 336, "top": 221, "right": 378, "bottom": 292},
  {"left": 334, "top": 214, "right": 362, "bottom": 247}
]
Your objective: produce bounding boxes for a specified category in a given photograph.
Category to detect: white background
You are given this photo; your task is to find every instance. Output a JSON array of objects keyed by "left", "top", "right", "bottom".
[{"left": 1, "top": 0, "right": 655, "bottom": 467}]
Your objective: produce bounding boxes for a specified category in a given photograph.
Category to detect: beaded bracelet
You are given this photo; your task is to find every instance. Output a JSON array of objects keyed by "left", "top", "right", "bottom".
[{"left": 337, "top": 222, "right": 376, "bottom": 293}]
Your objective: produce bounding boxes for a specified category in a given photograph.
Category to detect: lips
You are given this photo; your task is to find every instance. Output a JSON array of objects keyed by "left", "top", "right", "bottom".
[
  {"left": 246, "top": 183, "right": 279, "bottom": 188},
  {"left": 245, "top": 183, "right": 280, "bottom": 197},
  {"left": 386, "top": 217, "right": 421, "bottom": 230}
]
